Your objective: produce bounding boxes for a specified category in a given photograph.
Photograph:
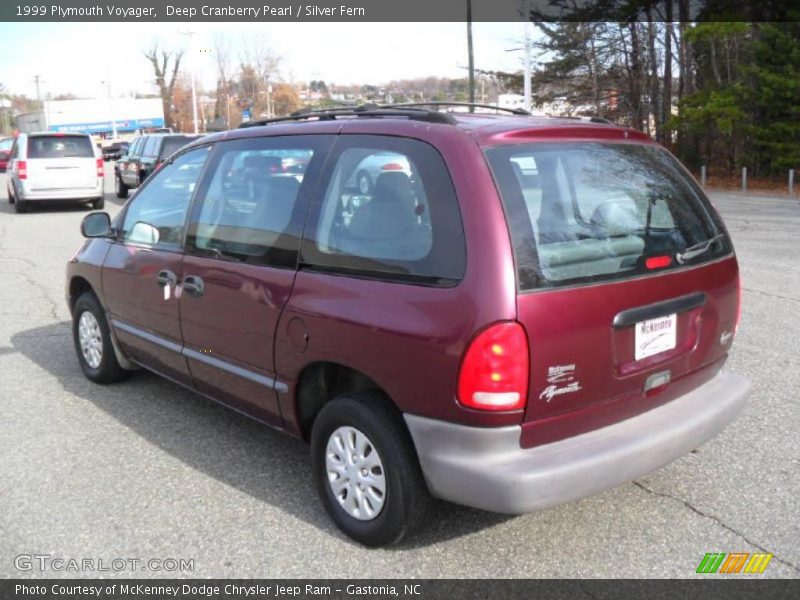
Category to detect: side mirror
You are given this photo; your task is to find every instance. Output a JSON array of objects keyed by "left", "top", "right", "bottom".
[
  {"left": 81, "top": 212, "right": 111, "bottom": 238},
  {"left": 129, "top": 221, "right": 160, "bottom": 244}
]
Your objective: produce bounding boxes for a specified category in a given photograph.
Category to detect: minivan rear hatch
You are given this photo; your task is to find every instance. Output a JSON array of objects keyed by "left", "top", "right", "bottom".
[
  {"left": 26, "top": 134, "right": 97, "bottom": 190},
  {"left": 485, "top": 141, "right": 739, "bottom": 448}
]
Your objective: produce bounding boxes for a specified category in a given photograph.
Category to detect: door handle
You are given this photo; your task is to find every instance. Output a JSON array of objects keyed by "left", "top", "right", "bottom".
[
  {"left": 182, "top": 275, "right": 205, "bottom": 298},
  {"left": 156, "top": 269, "right": 177, "bottom": 287}
]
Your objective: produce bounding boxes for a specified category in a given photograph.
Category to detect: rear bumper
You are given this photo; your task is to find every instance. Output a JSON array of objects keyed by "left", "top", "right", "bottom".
[
  {"left": 404, "top": 369, "right": 750, "bottom": 514},
  {"left": 19, "top": 182, "right": 102, "bottom": 201}
]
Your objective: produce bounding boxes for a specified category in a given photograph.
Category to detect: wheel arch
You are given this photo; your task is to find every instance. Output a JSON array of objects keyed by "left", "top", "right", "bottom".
[
  {"left": 68, "top": 275, "right": 137, "bottom": 371},
  {"left": 294, "top": 360, "right": 403, "bottom": 442},
  {"left": 68, "top": 275, "right": 95, "bottom": 314}
]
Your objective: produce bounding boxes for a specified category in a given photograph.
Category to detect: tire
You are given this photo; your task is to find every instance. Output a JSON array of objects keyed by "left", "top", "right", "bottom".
[
  {"left": 14, "top": 195, "right": 27, "bottom": 213},
  {"left": 310, "top": 391, "right": 432, "bottom": 547},
  {"left": 92, "top": 197, "right": 105, "bottom": 210},
  {"left": 72, "top": 292, "right": 130, "bottom": 384},
  {"left": 356, "top": 170, "right": 373, "bottom": 195},
  {"left": 7, "top": 183, "right": 15, "bottom": 204},
  {"left": 115, "top": 173, "right": 129, "bottom": 199}
]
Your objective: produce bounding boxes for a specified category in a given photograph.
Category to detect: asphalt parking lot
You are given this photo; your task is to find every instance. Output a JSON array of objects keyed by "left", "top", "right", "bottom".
[{"left": 0, "top": 171, "right": 798, "bottom": 579}]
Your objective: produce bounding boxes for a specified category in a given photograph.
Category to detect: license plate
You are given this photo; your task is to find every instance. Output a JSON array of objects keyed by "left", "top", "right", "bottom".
[{"left": 635, "top": 313, "right": 677, "bottom": 361}]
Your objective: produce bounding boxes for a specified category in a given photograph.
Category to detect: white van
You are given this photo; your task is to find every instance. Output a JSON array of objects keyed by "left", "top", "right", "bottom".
[{"left": 6, "top": 132, "right": 104, "bottom": 213}]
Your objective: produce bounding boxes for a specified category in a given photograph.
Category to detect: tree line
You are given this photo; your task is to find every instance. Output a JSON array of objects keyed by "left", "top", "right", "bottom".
[
  {"left": 145, "top": 34, "right": 302, "bottom": 132},
  {"left": 528, "top": 20, "right": 800, "bottom": 177}
]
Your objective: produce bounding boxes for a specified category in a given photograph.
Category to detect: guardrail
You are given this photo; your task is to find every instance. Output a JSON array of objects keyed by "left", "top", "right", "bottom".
[{"left": 698, "top": 166, "right": 798, "bottom": 197}]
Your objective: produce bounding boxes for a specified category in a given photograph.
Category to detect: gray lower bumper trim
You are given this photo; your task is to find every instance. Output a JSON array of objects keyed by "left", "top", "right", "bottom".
[{"left": 404, "top": 369, "right": 751, "bottom": 514}]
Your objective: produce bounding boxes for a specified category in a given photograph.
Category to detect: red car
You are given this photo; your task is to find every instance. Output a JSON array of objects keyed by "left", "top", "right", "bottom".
[
  {"left": 0, "top": 136, "right": 13, "bottom": 172},
  {"left": 67, "top": 103, "right": 750, "bottom": 546}
]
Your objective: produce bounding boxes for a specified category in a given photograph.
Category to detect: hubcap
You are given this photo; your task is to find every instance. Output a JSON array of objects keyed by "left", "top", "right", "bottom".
[
  {"left": 78, "top": 311, "right": 103, "bottom": 369},
  {"left": 325, "top": 426, "right": 386, "bottom": 521}
]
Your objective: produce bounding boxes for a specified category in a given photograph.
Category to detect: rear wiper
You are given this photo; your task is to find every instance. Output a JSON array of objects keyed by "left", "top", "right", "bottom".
[{"left": 676, "top": 234, "right": 725, "bottom": 264}]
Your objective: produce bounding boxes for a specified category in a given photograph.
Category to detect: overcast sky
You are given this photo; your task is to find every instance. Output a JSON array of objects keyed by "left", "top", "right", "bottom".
[{"left": 0, "top": 22, "right": 537, "bottom": 99}]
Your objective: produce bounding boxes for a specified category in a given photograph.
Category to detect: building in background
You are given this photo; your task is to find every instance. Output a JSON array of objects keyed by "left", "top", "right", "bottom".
[{"left": 15, "top": 98, "right": 164, "bottom": 138}]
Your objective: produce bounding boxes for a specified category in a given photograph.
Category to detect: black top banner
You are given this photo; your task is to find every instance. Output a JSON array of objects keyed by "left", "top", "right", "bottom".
[{"left": 2, "top": 0, "right": 799, "bottom": 22}]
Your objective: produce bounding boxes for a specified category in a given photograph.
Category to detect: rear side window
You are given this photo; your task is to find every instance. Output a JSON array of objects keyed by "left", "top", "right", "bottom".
[
  {"left": 302, "top": 135, "right": 466, "bottom": 286},
  {"left": 486, "top": 142, "right": 732, "bottom": 290},
  {"left": 141, "top": 136, "right": 160, "bottom": 158},
  {"left": 128, "top": 138, "right": 143, "bottom": 157},
  {"left": 161, "top": 136, "right": 198, "bottom": 159},
  {"left": 27, "top": 135, "right": 94, "bottom": 158}
]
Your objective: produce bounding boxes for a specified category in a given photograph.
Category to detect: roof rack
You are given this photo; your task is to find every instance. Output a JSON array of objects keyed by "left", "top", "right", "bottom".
[
  {"left": 238, "top": 104, "right": 457, "bottom": 128},
  {"left": 382, "top": 101, "right": 530, "bottom": 116}
]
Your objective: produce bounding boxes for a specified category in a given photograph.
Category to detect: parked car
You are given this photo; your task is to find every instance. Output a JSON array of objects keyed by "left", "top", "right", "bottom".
[
  {"left": 67, "top": 105, "right": 750, "bottom": 547},
  {"left": 0, "top": 136, "right": 13, "bottom": 172},
  {"left": 102, "top": 141, "right": 129, "bottom": 162},
  {"left": 346, "top": 150, "right": 411, "bottom": 194},
  {"left": 114, "top": 133, "right": 202, "bottom": 199},
  {"left": 6, "top": 132, "right": 104, "bottom": 213}
]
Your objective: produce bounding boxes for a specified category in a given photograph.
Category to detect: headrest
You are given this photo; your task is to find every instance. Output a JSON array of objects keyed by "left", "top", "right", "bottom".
[
  {"left": 590, "top": 201, "right": 640, "bottom": 236},
  {"left": 372, "top": 171, "right": 413, "bottom": 204}
]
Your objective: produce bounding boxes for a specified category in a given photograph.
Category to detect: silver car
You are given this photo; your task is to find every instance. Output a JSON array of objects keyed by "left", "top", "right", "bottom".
[
  {"left": 6, "top": 132, "right": 104, "bottom": 213},
  {"left": 347, "top": 151, "right": 411, "bottom": 194}
]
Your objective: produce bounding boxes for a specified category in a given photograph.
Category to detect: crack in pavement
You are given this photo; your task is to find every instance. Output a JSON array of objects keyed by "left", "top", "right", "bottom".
[
  {"left": 0, "top": 255, "right": 37, "bottom": 268},
  {"left": 633, "top": 481, "right": 800, "bottom": 574},
  {"left": 1, "top": 269, "right": 61, "bottom": 322},
  {"left": 743, "top": 287, "right": 800, "bottom": 305}
]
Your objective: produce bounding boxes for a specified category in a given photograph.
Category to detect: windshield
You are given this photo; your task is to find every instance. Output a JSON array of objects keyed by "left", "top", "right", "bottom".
[{"left": 485, "top": 142, "right": 732, "bottom": 290}]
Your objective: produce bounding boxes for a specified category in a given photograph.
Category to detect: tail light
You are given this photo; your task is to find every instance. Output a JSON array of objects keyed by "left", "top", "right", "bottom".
[
  {"left": 457, "top": 321, "right": 529, "bottom": 411},
  {"left": 96, "top": 158, "right": 104, "bottom": 178},
  {"left": 645, "top": 255, "right": 672, "bottom": 269},
  {"left": 381, "top": 163, "right": 404, "bottom": 171},
  {"left": 17, "top": 160, "right": 27, "bottom": 180}
]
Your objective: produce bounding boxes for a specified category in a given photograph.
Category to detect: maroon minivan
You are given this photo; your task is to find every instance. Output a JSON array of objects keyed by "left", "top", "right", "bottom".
[{"left": 67, "top": 104, "right": 750, "bottom": 546}]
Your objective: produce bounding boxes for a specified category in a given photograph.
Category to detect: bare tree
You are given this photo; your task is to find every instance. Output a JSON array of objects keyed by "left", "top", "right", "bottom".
[
  {"left": 213, "top": 34, "right": 234, "bottom": 127},
  {"left": 144, "top": 43, "right": 185, "bottom": 130},
  {"left": 238, "top": 36, "right": 281, "bottom": 115}
]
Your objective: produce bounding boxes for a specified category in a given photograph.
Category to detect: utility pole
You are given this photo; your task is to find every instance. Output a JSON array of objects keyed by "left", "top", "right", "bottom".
[
  {"left": 523, "top": 20, "right": 532, "bottom": 112},
  {"left": 178, "top": 31, "right": 200, "bottom": 134},
  {"left": 467, "top": 0, "right": 475, "bottom": 112},
  {"left": 34, "top": 75, "right": 49, "bottom": 130},
  {"left": 102, "top": 78, "right": 118, "bottom": 138}
]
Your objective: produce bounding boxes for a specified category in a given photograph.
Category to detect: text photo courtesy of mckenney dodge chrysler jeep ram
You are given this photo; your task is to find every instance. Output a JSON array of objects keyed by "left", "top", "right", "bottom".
[{"left": 66, "top": 103, "right": 751, "bottom": 547}]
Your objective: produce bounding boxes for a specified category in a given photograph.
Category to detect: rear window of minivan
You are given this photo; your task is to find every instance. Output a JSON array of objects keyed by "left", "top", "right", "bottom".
[
  {"left": 486, "top": 142, "right": 732, "bottom": 290},
  {"left": 28, "top": 135, "right": 94, "bottom": 159}
]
